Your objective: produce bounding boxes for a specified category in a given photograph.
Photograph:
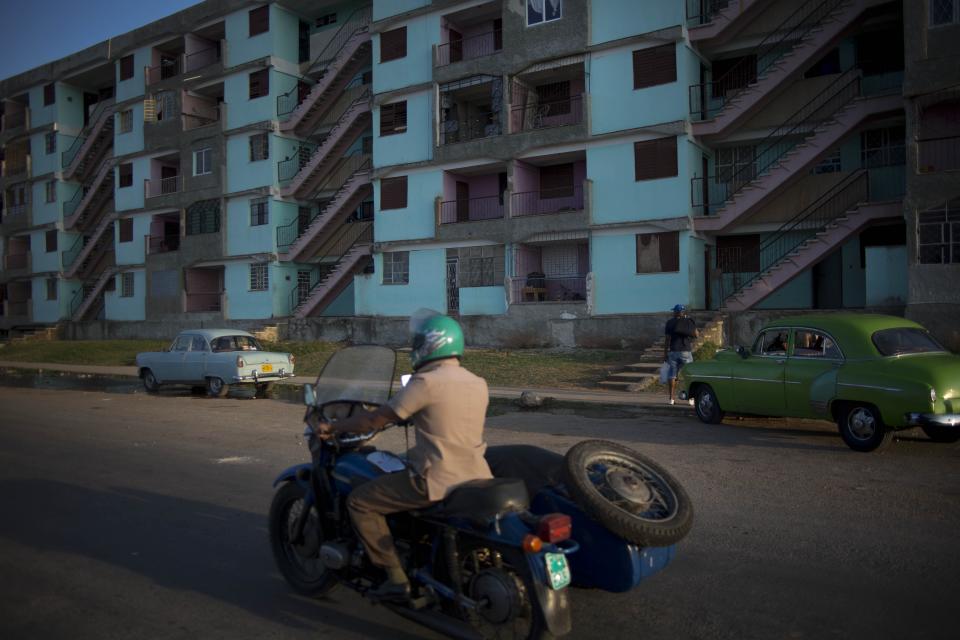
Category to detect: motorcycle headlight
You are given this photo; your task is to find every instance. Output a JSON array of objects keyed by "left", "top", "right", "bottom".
[{"left": 930, "top": 388, "right": 937, "bottom": 403}]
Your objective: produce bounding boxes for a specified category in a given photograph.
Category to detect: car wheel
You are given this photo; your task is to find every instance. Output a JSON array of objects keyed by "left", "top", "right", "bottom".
[
  {"left": 142, "top": 369, "right": 159, "bottom": 393},
  {"left": 694, "top": 385, "right": 724, "bottom": 424},
  {"left": 255, "top": 382, "right": 274, "bottom": 398},
  {"left": 207, "top": 377, "right": 229, "bottom": 398},
  {"left": 837, "top": 403, "right": 893, "bottom": 452},
  {"left": 921, "top": 425, "right": 960, "bottom": 443}
]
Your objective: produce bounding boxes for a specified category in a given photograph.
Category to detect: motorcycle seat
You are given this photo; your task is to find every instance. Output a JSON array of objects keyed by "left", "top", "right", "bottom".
[{"left": 419, "top": 478, "right": 529, "bottom": 525}]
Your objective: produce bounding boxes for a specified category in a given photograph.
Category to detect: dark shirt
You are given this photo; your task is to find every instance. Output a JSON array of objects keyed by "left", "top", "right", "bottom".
[{"left": 665, "top": 316, "right": 697, "bottom": 352}]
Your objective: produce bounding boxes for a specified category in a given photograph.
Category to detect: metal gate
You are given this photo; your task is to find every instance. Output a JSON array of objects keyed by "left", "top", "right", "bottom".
[{"left": 446, "top": 257, "right": 459, "bottom": 314}]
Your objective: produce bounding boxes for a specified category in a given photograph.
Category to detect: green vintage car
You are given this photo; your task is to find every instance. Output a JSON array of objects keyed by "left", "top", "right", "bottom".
[{"left": 677, "top": 314, "right": 960, "bottom": 452}]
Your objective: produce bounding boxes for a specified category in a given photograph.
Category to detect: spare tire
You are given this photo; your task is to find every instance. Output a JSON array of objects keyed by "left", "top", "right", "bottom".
[{"left": 562, "top": 440, "right": 693, "bottom": 547}]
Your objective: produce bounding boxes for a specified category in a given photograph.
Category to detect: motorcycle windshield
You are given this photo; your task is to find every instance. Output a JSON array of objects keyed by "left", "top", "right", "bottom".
[{"left": 313, "top": 345, "right": 397, "bottom": 406}]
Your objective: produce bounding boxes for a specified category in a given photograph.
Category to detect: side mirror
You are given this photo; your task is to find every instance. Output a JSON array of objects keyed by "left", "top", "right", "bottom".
[
  {"left": 303, "top": 384, "right": 316, "bottom": 406},
  {"left": 736, "top": 346, "right": 750, "bottom": 359}
]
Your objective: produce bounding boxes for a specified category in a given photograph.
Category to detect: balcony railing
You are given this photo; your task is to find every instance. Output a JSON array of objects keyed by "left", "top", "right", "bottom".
[
  {"left": 1, "top": 108, "right": 28, "bottom": 131},
  {"left": 7, "top": 301, "right": 29, "bottom": 317},
  {"left": 507, "top": 275, "right": 587, "bottom": 303},
  {"left": 436, "top": 29, "right": 502, "bottom": 66},
  {"left": 3, "top": 252, "right": 29, "bottom": 270},
  {"left": 148, "top": 234, "right": 180, "bottom": 254},
  {"left": 146, "top": 58, "right": 182, "bottom": 85},
  {"left": 183, "top": 107, "right": 220, "bottom": 131},
  {"left": 440, "top": 111, "right": 502, "bottom": 145},
  {"left": 510, "top": 94, "right": 584, "bottom": 132},
  {"left": 185, "top": 292, "right": 222, "bottom": 313},
  {"left": 145, "top": 175, "right": 182, "bottom": 199},
  {"left": 5, "top": 203, "right": 28, "bottom": 217},
  {"left": 439, "top": 195, "right": 505, "bottom": 224},
  {"left": 918, "top": 134, "right": 960, "bottom": 174},
  {"left": 511, "top": 185, "right": 584, "bottom": 217},
  {"left": 184, "top": 46, "right": 221, "bottom": 73}
]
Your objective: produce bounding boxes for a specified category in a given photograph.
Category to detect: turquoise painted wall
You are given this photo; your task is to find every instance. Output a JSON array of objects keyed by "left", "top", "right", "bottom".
[
  {"left": 374, "top": 90, "right": 433, "bottom": 167},
  {"left": 114, "top": 102, "right": 145, "bottom": 156},
  {"left": 116, "top": 47, "right": 149, "bottom": 102},
  {"left": 688, "top": 236, "right": 705, "bottom": 310},
  {"left": 756, "top": 272, "right": 813, "bottom": 309},
  {"left": 373, "top": 14, "right": 440, "bottom": 94},
  {"left": 354, "top": 248, "right": 446, "bottom": 315},
  {"left": 30, "top": 132, "right": 60, "bottom": 176},
  {"left": 104, "top": 270, "right": 146, "bottom": 320},
  {"left": 56, "top": 83, "right": 85, "bottom": 131},
  {"left": 590, "top": 42, "right": 697, "bottom": 135},
  {"left": 115, "top": 214, "right": 151, "bottom": 265},
  {"left": 27, "top": 84, "right": 56, "bottom": 127},
  {"left": 225, "top": 133, "right": 276, "bottom": 192},
  {"left": 373, "top": 0, "right": 429, "bottom": 21},
  {"left": 590, "top": 0, "right": 683, "bottom": 45},
  {"left": 115, "top": 156, "right": 149, "bottom": 211},
  {"left": 841, "top": 237, "right": 865, "bottom": 308},
  {"left": 460, "top": 286, "right": 506, "bottom": 316},
  {"left": 32, "top": 277, "right": 69, "bottom": 322},
  {"left": 225, "top": 5, "right": 273, "bottom": 66},
  {"left": 31, "top": 180, "right": 61, "bottom": 225},
  {"left": 272, "top": 262, "right": 299, "bottom": 315},
  {"left": 321, "top": 281, "right": 356, "bottom": 316},
  {"left": 865, "top": 245, "right": 907, "bottom": 306},
  {"left": 224, "top": 261, "right": 274, "bottom": 319},
  {"left": 226, "top": 196, "right": 292, "bottom": 255},
  {"left": 271, "top": 5, "right": 302, "bottom": 65},
  {"left": 30, "top": 230, "right": 62, "bottom": 273},
  {"left": 588, "top": 136, "right": 695, "bottom": 223},
  {"left": 374, "top": 169, "right": 439, "bottom": 242},
  {"left": 224, "top": 68, "right": 277, "bottom": 129}
]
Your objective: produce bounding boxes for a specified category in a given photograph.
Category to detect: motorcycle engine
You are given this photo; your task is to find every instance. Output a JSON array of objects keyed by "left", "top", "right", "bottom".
[{"left": 320, "top": 542, "right": 351, "bottom": 570}]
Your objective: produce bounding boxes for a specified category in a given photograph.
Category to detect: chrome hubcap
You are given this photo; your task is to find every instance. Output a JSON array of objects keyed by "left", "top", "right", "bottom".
[
  {"left": 698, "top": 392, "right": 714, "bottom": 415},
  {"left": 606, "top": 469, "right": 653, "bottom": 506},
  {"left": 848, "top": 408, "right": 876, "bottom": 440}
]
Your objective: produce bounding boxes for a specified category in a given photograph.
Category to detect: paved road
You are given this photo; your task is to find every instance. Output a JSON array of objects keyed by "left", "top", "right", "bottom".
[{"left": 0, "top": 386, "right": 958, "bottom": 640}]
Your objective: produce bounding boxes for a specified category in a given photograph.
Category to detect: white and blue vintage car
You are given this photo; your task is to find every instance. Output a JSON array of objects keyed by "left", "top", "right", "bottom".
[{"left": 136, "top": 329, "right": 295, "bottom": 397}]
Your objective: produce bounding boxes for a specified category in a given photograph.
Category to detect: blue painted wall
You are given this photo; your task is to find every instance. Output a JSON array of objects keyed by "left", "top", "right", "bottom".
[
  {"left": 590, "top": 0, "right": 684, "bottom": 45},
  {"left": 31, "top": 181, "right": 61, "bottom": 225},
  {"left": 27, "top": 84, "right": 56, "bottom": 127},
  {"left": 354, "top": 248, "right": 446, "bottom": 315},
  {"left": 373, "top": 0, "right": 429, "bottom": 21},
  {"left": 56, "top": 83, "right": 85, "bottom": 131},
  {"left": 225, "top": 5, "right": 273, "bottom": 66},
  {"left": 31, "top": 276, "right": 69, "bottom": 322},
  {"left": 756, "top": 272, "right": 813, "bottom": 310},
  {"left": 225, "top": 133, "right": 277, "bottom": 192},
  {"left": 271, "top": 5, "right": 302, "bottom": 65},
  {"left": 372, "top": 14, "right": 440, "bottom": 94},
  {"left": 320, "top": 281, "right": 356, "bottom": 316},
  {"left": 30, "top": 229, "right": 62, "bottom": 273},
  {"left": 115, "top": 214, "right": 152, "bottom": 265},
  {"left": 460, "top": 286, "right": 506, "bottom": 316},
  {"left": 116, "top": 47, "right": 150, "bottom": 102},
  {"left": 373, "top": 90, "right": 433, "bottom": 167},
  {"left": 865, "top": 245, "right": 907, "bottom": 306},
  {"left": 374, "top": 169, "right": 439, "bottom": 242},
  {"left": 114, "top": 102, "right": 145, "bottom": 156},
  {"left": 224, "top": 261, "right": 274, "bottom": 319},
  {"left": 842, "top": 237, "right": 865, "bottom": 308},
  {"left": 226, "top": 197, "right": 294, "bottom": 255},
  {"left": 30, "top": 132, "right": 60, "bottom": 176},
  {"left": 115, "top": 156, "right": 149, "bottom": 211},
  {"left": 104, "top": 269, "right": 146, "bottom": 320},
  {"left": 224, "top": 68, "right": 277, "bottom": 129}
]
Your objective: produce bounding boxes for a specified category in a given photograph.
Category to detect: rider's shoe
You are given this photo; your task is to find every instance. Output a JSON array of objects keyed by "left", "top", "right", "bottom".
[{"left": 367, "top": 579, "right": 411, "bottom": 603}]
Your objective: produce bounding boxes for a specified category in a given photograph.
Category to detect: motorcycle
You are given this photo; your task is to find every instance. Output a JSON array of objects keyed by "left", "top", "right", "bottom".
[{"left": 269, "top": 345, "right": 693, "bottom": 639}]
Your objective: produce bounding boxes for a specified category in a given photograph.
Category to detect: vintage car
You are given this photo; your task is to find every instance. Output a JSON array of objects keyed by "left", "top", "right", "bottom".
[
  {"left": 136, "top": 329, "right": 295, "bottom": 397},
  {"left": 677, "top": 314, "right": 960, "bottom": 452}
]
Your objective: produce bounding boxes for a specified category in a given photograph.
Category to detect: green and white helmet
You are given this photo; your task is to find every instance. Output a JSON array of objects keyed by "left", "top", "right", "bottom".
[{"left": 409, "top": 309, "right": 464, "bottom": 370}]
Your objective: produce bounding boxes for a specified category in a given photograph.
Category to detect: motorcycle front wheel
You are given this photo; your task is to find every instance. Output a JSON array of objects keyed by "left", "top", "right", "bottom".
[{"left": 268, "top": 481, "right": 337, "bottom": 597}]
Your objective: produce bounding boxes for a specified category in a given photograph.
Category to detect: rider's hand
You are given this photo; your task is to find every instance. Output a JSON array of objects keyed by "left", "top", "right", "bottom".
[{"left": 314, "top": 421, "right": 335, "bottom": 440}]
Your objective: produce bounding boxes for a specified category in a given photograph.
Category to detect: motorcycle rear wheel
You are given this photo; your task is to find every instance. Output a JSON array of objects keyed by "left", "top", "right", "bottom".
[{"left": 269, "top": 481, "right": 337, "bottom": 597}]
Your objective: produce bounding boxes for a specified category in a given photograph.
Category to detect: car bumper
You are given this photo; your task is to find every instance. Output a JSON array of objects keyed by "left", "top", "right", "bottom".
[
  {"left": 906, "top": 413, "right": 960, "bottom": 427},
  {"left": 233, "top": 369, "right": 294, "bottom": 383}
]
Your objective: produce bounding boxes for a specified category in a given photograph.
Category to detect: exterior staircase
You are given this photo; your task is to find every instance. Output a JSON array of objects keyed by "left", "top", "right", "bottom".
[
  {"left": 291, "top": 221, "right": 373, "bottom": 318},
  {"left": 598, "top": 315, "right": 727, "bottom": 392},
  {"left": 62, "top": 100, "right": 115, "bottom": 180},
  {"left": 694, "top": 72, "right": 903, "bottom": 233},
  {"left": 6, "top": 325, "right": 61, "bottom": 343},
  {"left": 71, "top": 266, "right": 118, "bottom": 321},
  {"left": 64, "top": 157, "right": 115, "bottom": 230},
  {"left": 63, "top": 213, "right": 117, "bottom": 278},
  {"left": 687, "top": 0, "right": 763, "bottom": 42},
  {"left": 278, "top": 6, "right": 371, "bottom": 136},
  {"left": 692, "top": 0, "right": 877, "bottom": 136}
]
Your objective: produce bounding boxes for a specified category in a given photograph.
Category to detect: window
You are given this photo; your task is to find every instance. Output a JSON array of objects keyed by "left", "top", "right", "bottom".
[
  {"left": 43, "top": 83, "right": 55, "bottom": 106},
  {"left": 155, "top": 92, "right": 175, "bottom": 121},
  {"left": 527, "top": 0, "right": 562, "bottom": 26},
  {"left": 119, "top": 109, "right": 133, "bottom": 133},
  {"left": 918, "top": 198, "right": 960, "bottom": 264},
  {"left": 45, "top": 229, "right": 57, "bottom": 252},
  {"left": 118, "top": 163, "right": 133, "bottom": 188},
  {"left": 118, "top": 218, "right": 133, "bottom": 243},
  {"left": 636, "top": 231, "right": 679, "bottom": 273},
  {"left": 753, "top": 329, "right": 789, "bottom": 356},
  {"left": 249, "top": 132, "right": 269, "bottom": 161},
  {"left": 172, "top": 335, "right": 192, "bottom": 351},
  {"left": 634, "top": 137, "right": 678, "bottom": 181},
  {"left": 793, "top": 329, "right": 842, "bottom": 359},
  {"left": 931, "top": 0, "right": 959, "bottom": 25},
  {"left": 382, "top": 251, "right": 409, "bottom": 284},
  {"left": 380, "top": 27, "right": 407, "bottom": 62},
  {"left": 811, "top": 149, "right": 842, "bottom": 175},
  {"left": 119, "top": 55, "right": 135, "bottom": 81},
  {"left": 540, "top": 163, "right": 574, "bottom": 198},
  {"left": 46, "top": 278, "right": 57, "bottom": 301},
  {"left": 872, "top": 328, "right": 945, "bottom": 356},
  {"left": 211, "top": 335, "right": 264, "bottom": 352},
  {"left": 450, "top": 245, "right": 505, "bottom": 287},
  {"left": 249, "top": 6, "right": 270, "bottom": 37},
  {"left": 861, "top": 126, "right": 905, "bottom": 168},
  {"left": 633, "top": 44, "right": 676, "bottom": 90},
  {"left": 249, "top": 69, "right": 269, "bottom": 99},
  {"left": 716, "top": 234, "right": 760, "bottom": 273},
  {"left": 194, "top": 147, "right": 212, "bottom": 176},
  {"left": 191, "top": 335, "right": 209, "bottom": 352},
  {"left": 120, "top": 272, "right": 134, "bottom": 298},
  {"left": 317, "top": 13, "right": 337, "bottom": 27},
  {"left": 45, "top": 181, "right": 56, "bottom": 203},
  {"left": 380, "top": 176, "right": 408, "bottom": 209},
  {"left": 249, "top": 263, "right": 269, "bottom": 291},
  {"left": 250, "top": 197, "right": 269, "bottom": 226},
  {"left": 185, "top": 199, "right": 221, "bottom": 235},
  {"left": 715, "top": 145, "right": 757, "bottom": 183},
  {"left": 380, "top": 101, "right": 407, "bottom": 136},
  {"left": 44, "top": 132, "right": 56, "bottom": 154}
]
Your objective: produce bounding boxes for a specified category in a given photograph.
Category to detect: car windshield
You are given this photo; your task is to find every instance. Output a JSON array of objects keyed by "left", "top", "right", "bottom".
[
  {"left": 872, "top": 328, "right": 945, "bottom": 356},
  {"left": 210, "top": 335, "right": 265, "bottom": 353}
]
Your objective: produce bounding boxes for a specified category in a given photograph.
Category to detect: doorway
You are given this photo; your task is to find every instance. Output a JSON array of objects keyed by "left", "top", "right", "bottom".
[{"left": 446, "top": 257, "right": 460, "bottom": 314}]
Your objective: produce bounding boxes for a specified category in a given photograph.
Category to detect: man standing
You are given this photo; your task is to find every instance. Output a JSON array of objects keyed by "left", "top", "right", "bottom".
[{"left": 664, "top": 304, "right": 698, "bottom": 405}]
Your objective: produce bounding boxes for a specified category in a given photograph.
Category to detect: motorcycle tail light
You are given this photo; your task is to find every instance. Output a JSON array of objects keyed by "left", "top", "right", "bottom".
[
  {"left": 522, "top": 534, "right": 543, "bottom": 554},
  {"left": 237, "top": 356, "right": 245, "bottom": 368},
  {"left": 537, "top": 514, "right": 572, "bottom": 544}
]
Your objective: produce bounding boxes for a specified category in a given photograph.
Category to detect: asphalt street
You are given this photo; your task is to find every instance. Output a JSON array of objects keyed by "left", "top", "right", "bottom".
[{"left": 0, "top": 385, "right": 958, "bottom": 640}]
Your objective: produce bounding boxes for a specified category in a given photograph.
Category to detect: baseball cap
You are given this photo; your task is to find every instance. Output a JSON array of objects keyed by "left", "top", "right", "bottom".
[{"left": 672, "top": 304, "right": 686, "bottom": 312}]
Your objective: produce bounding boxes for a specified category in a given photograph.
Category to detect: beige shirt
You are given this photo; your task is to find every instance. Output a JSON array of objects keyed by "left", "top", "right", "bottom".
[{"left": 388, "top": 358, "right": 493, "bottom": 500}]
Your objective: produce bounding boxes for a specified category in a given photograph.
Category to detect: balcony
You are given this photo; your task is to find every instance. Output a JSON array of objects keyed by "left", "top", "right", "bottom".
[
  {"left": 508, "top": 240, "right": 589, "bottom": 304},
  {"left": 918, "top": 134, "right": 960, "bottom": 174},
  {"left": 145, "top": 153, "right": 182, "bottom": 201},
  {"left": 3, "top": 251, "right": 29, "bottom": 271},
  {"left": 182, "top": 82, "right": 224, "bottom": 132},
  {"left": 145, "top": 175, "right": 182, "bottom": 199},
  {"left": 2, "top": 142, "right": 31, "bottom": 180},
  {"left": 509, "top": 59, "right": 586, "bottom": 134},
  {"left": 440, "top": 195, "right": 505, "bottom": 224},
  {"left": 511, "top": 184, "right": 584, "bottom": 217},
  {"left": 183, "top": 105, "right": 221, "bottom": 131},
  {"left": 1, "top": 104, "right": 29, "bottom": 134},
  {"left": 146, "top": 212, "right": 181, "bottom": 255},
  {"left": 439, "top": 75, "right": 504, "bottom": 146}
]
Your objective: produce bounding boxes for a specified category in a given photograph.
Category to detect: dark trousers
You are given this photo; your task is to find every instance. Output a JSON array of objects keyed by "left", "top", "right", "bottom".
[{"left": 346, "top": 471, "right": 435, "bottom": 569}]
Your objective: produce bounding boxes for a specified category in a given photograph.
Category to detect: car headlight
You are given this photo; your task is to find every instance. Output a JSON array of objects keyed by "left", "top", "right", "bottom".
[{"left": 930, "top": 388, "right": 937, "bottom": 403}]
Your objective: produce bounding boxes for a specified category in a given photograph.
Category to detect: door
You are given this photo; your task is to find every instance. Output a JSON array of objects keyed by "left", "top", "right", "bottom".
[
  {"left": 83, "top": 93, "right": 98, "bottom": 127},
  {"left": 456, "top": 181, "right": 470, "bottom": 223},
  {"left": 701, "top": 154, "right": 710, "bottom": 215},
  {"left": 813, "top": 251, "right": 843, "bottom": 309},
  {"left": 299, "top": 21, "right": 310, "bottom": 64},
  {"left": 493, "top": 19, "right": 503, "bottom": 51},
  {"left": 784, "top": 329, "right": 842, "bottom": 417},
  {"left": 732, "top": 328, "right": 789, "bottom": 414},
  {"left": 181, "top": 334, "right": 210, "bottom": 381},
  {"left": 449, "top": 30, "right": 463, "bottom": 63},
  {"left": 296, "top": 270, "right": 312, "bottom": 309},
  {"left": 155, "top": 334, "right": 192, "bottom": 380},
  {"left": 446, "top": 257, "right": 460, "bottom": 314}
]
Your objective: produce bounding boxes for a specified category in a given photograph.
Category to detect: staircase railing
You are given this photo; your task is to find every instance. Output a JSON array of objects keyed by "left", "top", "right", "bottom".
[
  {"left": 693, "top": 68, "right": 863, "bottom": 214},
  {"left": 289, "top": 220, "right": 373, "bottom": 313},
  {"left": 720, "top": 169, "right": 869, "bottom": 302},
  {"left": 686, "top": 0, "right": 731, "bottom": 27},
  {"left": 278, "top": 144, "right": 318, "bottom": 184},
  {"left": 61, "top": 99, "right": 114, "bottom": 169},
  {"left": 63, "top": 184, "right": 87, "bottom": 219},
  {"left": 690, "top": 0, "right": 846, "bottom": 120},
  {"left": 62, "top": 234, "right": 86, "bottom": 270},
  {"left": 276, "top": 152, "right": 371, "bottom": 251}
]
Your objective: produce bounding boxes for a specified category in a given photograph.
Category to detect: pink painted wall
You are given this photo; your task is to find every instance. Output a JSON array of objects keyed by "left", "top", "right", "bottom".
[
  {"left": 443, "top": 171, "right": 501, "bottom": 200},
  {"left": 514, "top": 160, "right": 539, "bottom": 193}
]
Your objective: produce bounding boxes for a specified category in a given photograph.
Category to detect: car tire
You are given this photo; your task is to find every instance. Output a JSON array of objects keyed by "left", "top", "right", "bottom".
[
  {"left": 694, "top": 384, "right": 724, "bottom": 424},
  {"left": 142, "top": 369, "right": 159, "bottom": 393},
  {"left": 255, "top": 382, "right": 274, "bottom": 397},
  {"left": 921, "top": 425, "right": 960, "bottom": 443},
  {"left": 837, "top": 403, "right": 893, "bottom": 452},
  {"left": 207, "top": 377, "right": 229, "bottom": 398}
]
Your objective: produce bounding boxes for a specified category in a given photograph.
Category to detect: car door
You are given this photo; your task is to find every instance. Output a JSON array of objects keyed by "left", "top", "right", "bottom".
[
  {"left": 732, "top": 328, "right": 789, "bottom": 415},
  {"left": 181, "top": 335, "right": 211, "bottom": 382},
  {"left": 155, "top": 334, "right": 192, "bottom": 381},
  {"left": 784, "top": 328, "right": 842, "bottom": 418}
]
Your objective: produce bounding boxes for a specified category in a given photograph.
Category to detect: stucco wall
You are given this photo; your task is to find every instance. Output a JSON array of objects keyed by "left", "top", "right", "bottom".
[{"left": 374, "top": 169, "right": 441, "bottom": 242}]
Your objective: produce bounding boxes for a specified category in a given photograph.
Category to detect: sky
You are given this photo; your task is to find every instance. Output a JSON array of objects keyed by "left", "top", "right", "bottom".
[{"left": 0, "top": 0, "right": 202, "bottom": 82}]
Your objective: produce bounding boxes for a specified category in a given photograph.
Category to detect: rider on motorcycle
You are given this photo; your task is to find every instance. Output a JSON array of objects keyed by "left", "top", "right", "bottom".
[{"left": 315, "top": 311, "right": 493, "bottom": 601}]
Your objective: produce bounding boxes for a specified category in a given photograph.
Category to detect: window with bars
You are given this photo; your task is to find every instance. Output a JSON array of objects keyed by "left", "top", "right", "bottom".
[
  {"left": 249, "top": 132, "right": 269, "bottom": 161},
  {"left": 119, "top": 109, "right": 133, "bottom": 133},
  {"left": 155, "top": 92, "right": 175, "bottom": 121},
  {"left": 45, "top": 181, "right": 56, "bottom": 203},
  {"left": 119, "top": 55, "right": 135, "bottom": 81},
  {"left": 382, "top": 251, "right": 409, "bottom": 284},
  {"left": 120, "top": 272, "right": 134, "bottom": 298},
  {"left": 632, "top": 43, "right": 676, "bottom": 90},
  {"left": 715, "top": 145, "right": 757, "bottom": 183},
  {"left": 450, "top": 245, "right": 505, "bottom": 287},
  {"left": 636, "top": 231, "right": 679, "bottom": 273},
  {"left": 918, "top": 198, "right": 960, "bottom": 264},
  {"left": 527, "top": 0, "right": 562, "bottom": 25},
  {"left": 44, "top": 132, "right": 56, "bottom": 154},
  {"left": 249, "top": 6, "right": 270, "bottom": 37},
  {"left": 249, "top": 263, "right": 269, "bottom": 291},
  {"left": 317, "top": 13, "right": 337, "bottom": 27},
  {"left": 43, "top": 83, "right": 55, "bottom": 106},
  {"left": 931, "top": 0, "right": 960, "bottom": 25},
  {"left": 45, "top": 229, "right": 58, "bottom": 252},
  {"left": 46, "top": 278, "right": 57, "bottom": 301},
  {"left": 186, "top": 199, "right": 221, "bottom": 235},
  {"left": 250, "top": 197, "right": 269, "bottom": 226},
  {"left": 118, "top": 163, "right": 133, "bottom": 188},
  {"left": 811, "top": 149, "right": 842, "bottom": 175},
  {"left": 249, "top": 69, "right": 269, "bottom": 99},
  {"left": 861, "top": 126, "right": 905, "bottom": 168},
  {"left": 118, "top": 218, "right": 133, "bottom": 243},
  {"left": 380, "top": 101, "right": 407, "bottom": 136},
  {"left": 634, "top": 137, "right": 678, "bottom": 181},
  {"left": 380, "top": 27, "right": 407, "bottom": 62},
  {"left": 380, "top": 176, "right": 408, "bottom": 209},
  {"left": 194, "top": 147, "right": 212, "bottom": 176}
]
